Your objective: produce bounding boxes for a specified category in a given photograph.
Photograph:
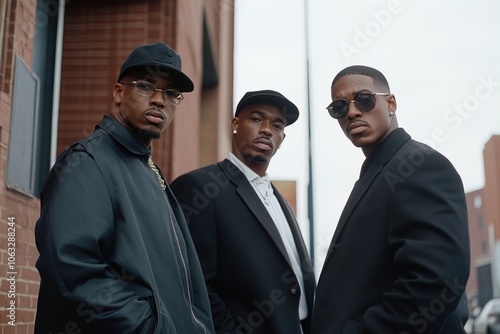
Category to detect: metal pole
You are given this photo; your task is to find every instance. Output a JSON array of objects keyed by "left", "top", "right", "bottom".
[
  {"left": 50, "top": 1, "right": 65, "bottom": 166},
  {"left": 303, "top": 0, "right": 315, "bottom": 263}
]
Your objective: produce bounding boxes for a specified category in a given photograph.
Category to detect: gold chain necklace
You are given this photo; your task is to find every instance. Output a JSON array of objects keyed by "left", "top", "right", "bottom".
[{"left": 148, "top": 156, "right": 166, "bottom": 191}]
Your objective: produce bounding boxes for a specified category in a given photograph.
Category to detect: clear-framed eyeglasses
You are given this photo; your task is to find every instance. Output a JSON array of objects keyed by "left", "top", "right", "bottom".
[{"left": 120, "top": 80, "right": 184, "bottom": 105}]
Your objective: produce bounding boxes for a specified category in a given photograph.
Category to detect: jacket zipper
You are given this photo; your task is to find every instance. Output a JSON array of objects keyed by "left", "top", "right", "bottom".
[
  {"left": 169, "top": 218, "right": 208, "bottom": 334},
  {"left": 148, "top": 158, "right": 208, "bottom": 333}
]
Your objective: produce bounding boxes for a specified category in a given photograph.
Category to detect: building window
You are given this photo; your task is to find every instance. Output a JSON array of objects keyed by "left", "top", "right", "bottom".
[
  {"left": 474, "top": 194, "right": 482, "bottom": 209},
  {"left": 6, "top": 57, "right": 40, "bottom": 196},
  {"left": 482, "top": 240, "right": 488, "bottom": 254}
]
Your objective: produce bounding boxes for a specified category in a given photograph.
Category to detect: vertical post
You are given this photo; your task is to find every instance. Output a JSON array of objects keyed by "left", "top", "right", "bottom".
[
  {"left": 303, "top": 0, "right": 314, "bottom": 263},
  {"left": 50, "top": 1, "right": 65, "bottom": 166}
]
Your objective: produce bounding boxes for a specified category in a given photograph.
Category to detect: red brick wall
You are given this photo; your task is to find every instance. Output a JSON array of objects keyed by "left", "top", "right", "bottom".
[
  {"left": 484, "top": 136, "right": 500, "bottom": 240},
  {"left": 57, "top": 0, "right": 233, "bottom": 182},
  {"left": 0, "top": 0, "right": 40, "bottom": 332},
  {"left": 465, "top": 189, "right": 488, "bottom": 298},
  {"left": 57, "top": 0, "right": 179, "bottom": 179},
  {"left": 465, "top": 136, "right": 500, "bottom": 307}
]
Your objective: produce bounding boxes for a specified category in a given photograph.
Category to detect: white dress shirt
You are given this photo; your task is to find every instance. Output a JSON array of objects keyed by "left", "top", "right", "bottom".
[{"left": 227, "top": 152, "right": 308, "bottom": 320}]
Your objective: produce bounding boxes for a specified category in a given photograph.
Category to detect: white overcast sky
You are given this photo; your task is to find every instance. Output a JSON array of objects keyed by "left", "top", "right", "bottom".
[{"left": 233, "top": 0, "right": 500, "bottom": 271}]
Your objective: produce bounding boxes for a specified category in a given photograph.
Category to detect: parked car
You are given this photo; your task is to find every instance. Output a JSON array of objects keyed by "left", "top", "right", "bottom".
[
  {"left": 472, "top": 298, "right": 500, "bottom": 334},
  {"left": 465, "top": 316, "right": 474, "bottom": 334}
]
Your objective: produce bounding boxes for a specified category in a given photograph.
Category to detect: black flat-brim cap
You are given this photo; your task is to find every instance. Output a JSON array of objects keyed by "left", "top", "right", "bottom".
[
  {"left": 235, "top": 90, "right": 299, "bottom": 126},
  {"left": 117, "top": 42, "right": 194, "bottom": 92}
]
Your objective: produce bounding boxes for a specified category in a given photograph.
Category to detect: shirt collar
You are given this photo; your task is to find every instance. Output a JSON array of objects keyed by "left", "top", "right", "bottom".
[
  {"left": 96, "top": 115, "right": 151, "bottom": 157},
  {"left": 227, "top": 152, "right": 270, "bottom": 184}
]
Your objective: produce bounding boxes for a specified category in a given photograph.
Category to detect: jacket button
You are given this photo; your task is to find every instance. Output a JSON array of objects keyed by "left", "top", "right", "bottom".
[{"left": 291, "top": 288, "right": 298, "bottom": 294}]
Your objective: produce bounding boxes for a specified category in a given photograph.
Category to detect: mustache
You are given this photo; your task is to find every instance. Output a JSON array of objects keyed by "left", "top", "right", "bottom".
[
  {"left": 254, "top": 136, "right": 273, "bottom": 148},
  {"left": 144, "top": 108, "right": 165, "bottom": 119}
]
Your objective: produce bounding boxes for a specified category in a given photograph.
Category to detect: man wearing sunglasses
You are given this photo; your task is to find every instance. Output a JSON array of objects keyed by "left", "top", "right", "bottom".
[
  {"left": 312, "top": 65, "right": 470, "bottom": 333},
  {"left": 34, "top": 42, "right": 215, "bottom": 334}
]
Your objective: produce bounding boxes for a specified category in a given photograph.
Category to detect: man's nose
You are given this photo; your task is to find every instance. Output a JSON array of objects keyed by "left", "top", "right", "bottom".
[
  {"left": 346, "top": 100, "right": 362, "bottom": 118},
  {"left": 259, "top": 121, "right": 273, "bottom": 135},
  {"left": 150, "top": 90, "right": 165, "bottom": 107}
]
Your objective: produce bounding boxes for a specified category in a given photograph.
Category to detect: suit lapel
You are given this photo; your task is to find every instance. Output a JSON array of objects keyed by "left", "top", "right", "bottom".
[
  {"left": 218, "top": 160, "right": 291, "bottom": 265},
  {"left": 276, "top": 190, "right": 311, "bottom": 267},
  {"left": 276, "top": 190, "right": 316, "bottom": 307},
  {"left": 324, "top": 163, "right": 382, "bottom": 264},
  {"left": 218, "top": 159, "right": 316, "bottom": 316},
  {"left": 324, "top": 128, "right": 411, "bottom": 264}
]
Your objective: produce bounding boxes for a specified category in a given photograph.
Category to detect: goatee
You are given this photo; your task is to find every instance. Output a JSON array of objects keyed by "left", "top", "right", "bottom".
[
  {"left": 132, "top": 125, "right": 160, "bottom": 141},
  {"left": 243, "top": 153, "right": 267, "bottom": 165}
]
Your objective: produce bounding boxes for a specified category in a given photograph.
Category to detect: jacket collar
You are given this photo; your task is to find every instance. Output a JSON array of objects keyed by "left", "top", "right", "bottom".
[
  {"left": 324, "top": 128, "right": 411, "bottom": 263},
  {"left": 218, "top": 159, "right": 316, "bottom": 310},
  {"left": 217, "top": 159, "right": 293, "bottom": 265},
  {"left": 96, "top": 115, "right": 151, "bottom": 157},
  {"left": 359, "top": 128, "right": 410, "bottom": 178}
]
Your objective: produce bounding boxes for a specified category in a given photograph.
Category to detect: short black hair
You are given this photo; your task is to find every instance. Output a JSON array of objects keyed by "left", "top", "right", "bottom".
[{"left": 331, "top": 65, "right": 390, "bottom": 92}]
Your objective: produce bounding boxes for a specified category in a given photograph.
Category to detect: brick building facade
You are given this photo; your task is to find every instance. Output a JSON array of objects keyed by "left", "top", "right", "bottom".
[
  {"left": 467, "top": 135, "right": 500, "bottom": 309},
  {"left": 0, "top": 0, "right": 234, "bottom": 332}
]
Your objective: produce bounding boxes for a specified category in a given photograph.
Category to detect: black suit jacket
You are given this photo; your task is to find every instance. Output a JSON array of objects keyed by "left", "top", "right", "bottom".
[
  {"left": 312, "top": 128, "right": 470, "bottom": 334},
  {"left": 171, "top": 159, "right": 316, "bottom": 334}
]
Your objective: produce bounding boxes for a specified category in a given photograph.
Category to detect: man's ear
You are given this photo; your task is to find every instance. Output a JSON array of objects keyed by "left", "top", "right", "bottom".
[
  {"left": 113, "top": 84, "right": 124, "bottom": 104},
  {"left": 387, "top": 94, "right": 397, "bottom": 112},
  {"left": 231, "top": 117, "right": 239, "bottom": 132}
]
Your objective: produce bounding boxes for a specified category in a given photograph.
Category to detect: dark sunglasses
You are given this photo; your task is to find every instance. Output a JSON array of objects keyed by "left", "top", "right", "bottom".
[{"left": 326, "top": 92, "right": 390, "bottom": 119}]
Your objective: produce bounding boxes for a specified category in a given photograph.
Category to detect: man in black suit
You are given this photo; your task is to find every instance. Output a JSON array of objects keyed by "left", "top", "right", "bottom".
[
  {"left": 171, "top": 90, "right": 315, "bottom": 334},
  {"left": 312, "top": 65, "right": 470, "bottom": 333}
]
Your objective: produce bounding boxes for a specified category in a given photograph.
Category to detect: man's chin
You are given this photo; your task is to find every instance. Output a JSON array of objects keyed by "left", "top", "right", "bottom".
[
  {"left": 243, "top": 153, "right": 268, "bottom": 165},
  {"left": 134, "top": 126, "right": 161, "bottom": 140},
  {"left": 348, "top": 135, "right": 366, "bottom": 147}
]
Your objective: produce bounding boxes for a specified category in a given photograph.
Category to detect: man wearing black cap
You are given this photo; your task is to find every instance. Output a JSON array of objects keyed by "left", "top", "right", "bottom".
[
  {"left": 34, "top": 42, "right": 215, "bottom": 334},
  {"left": 170, "top": 90, "right": 316, "bottom": 334}
]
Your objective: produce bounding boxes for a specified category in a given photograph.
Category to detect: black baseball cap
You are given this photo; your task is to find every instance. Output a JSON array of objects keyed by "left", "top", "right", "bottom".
[
  {"left": 235, "top": 90, "right": 299, "bottom": 126},
  {"left": 118, "top": 42, "right": 194, "bottom": 92}
]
